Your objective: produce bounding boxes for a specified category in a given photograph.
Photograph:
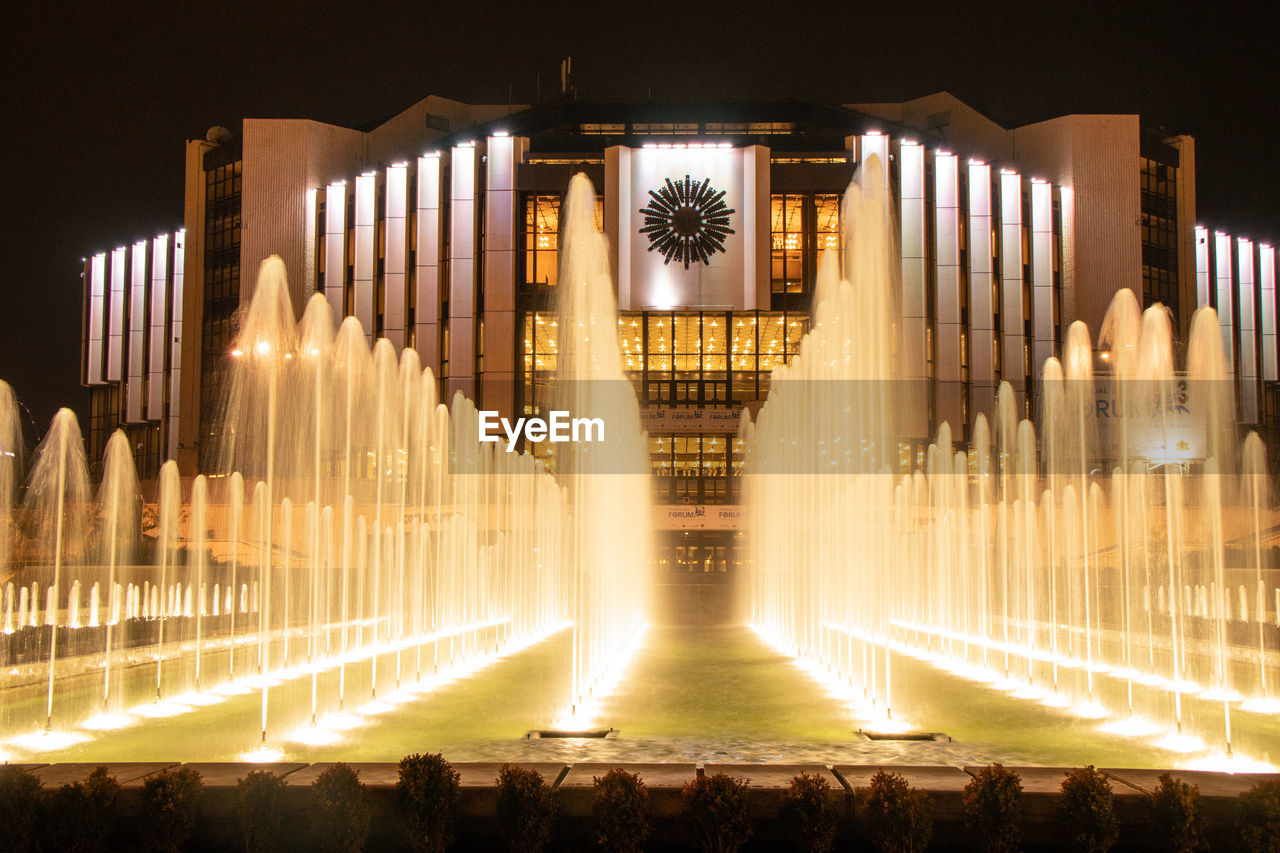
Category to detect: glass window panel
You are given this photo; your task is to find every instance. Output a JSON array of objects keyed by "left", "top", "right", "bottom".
[
  {"left": 815, "top": 194, "right": 842, "bottom": 253},
  {"left": 648, "top": 315, "right": 670, "bottom": 371},
  {"left": 703, "top": 314, "right": 725, "bottom": 372},
  {"left": 525, "top": 195, "right": 560, "bottom": 286},
  {"left": 674, "top": 314, "right": 700, "bottom": 372},
  {"left": 619, "top": 313, "right": 643, "bottom": 374}
]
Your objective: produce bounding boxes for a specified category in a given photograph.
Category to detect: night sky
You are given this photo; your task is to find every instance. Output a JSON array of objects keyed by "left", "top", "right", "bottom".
[{"left": 2, "top": 1, "right": 1276, "bottom": 449}]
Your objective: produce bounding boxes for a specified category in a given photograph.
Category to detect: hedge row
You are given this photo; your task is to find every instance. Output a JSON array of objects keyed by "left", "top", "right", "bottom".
[{"left": 1, "top": 760, "right": 1277, "bottom": 852}]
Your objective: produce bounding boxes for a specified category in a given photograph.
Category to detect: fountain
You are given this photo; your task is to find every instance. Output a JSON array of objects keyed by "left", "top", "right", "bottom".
[
  {"left": 744, "top": 155, "right": 1280, "bottom": 770},
  {"left": 0, "top": 220, "right": 646, "bottom": 758},
  {"left": 0, "top": 164, "right": 1277, "bottom": 772}
]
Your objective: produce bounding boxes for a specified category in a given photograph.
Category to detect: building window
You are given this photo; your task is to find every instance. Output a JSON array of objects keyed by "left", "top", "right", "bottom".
[
  {"left": 521, "top": 194, "right": 604, "bottom": 289},
  {"left": 770, "top": 193, "right": 842, "bottom": 298},
  {"left": 200, "top": 159, "right": 242, "bottom": 468},
  {"left": 1140, "top": 157, "right": 1179, "bottom": 313},
  {"left": 771, "top": 194, "right": 805, "bottom": 294},
  {"left": 525, "top": 195, "right": 560, "bottom": 287}
]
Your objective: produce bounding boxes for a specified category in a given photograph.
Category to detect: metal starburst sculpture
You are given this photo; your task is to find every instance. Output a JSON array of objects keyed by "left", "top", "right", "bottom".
[{"left": 638, "top": 175, "right": 735, "bottom": 269}]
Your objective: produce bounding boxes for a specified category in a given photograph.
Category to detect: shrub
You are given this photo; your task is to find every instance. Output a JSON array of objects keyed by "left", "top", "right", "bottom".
[
  {"left": 1150, "top": 773, "right": 1207, "bottom": 853},
  {"left": 593, "top": 768, "right": 650, "bottom": 853},
  {"left": 397, "top": 752, "right": 461, "bottom": 853},
  {"left": 782, "top": 773, "right": 839, "bottom": 853},
  {"left": 496, "top": 764, "right": 558, "bottom": 853},
  {"left": 141, "top": 766, "right": 204, "bottom": 853},
  {"left": 1237, "top": 778, "right": 1280, "bottom": 853},
  {"left": 313, "top": 763, "right": 371, "bottom": 853},
  {"left": 682, "top": 772, "right": 752, "bottom": 853},
  {"left": 236, "top": 769, "right": 289, "bottom": 853},
  {"left": 0, "top": 764, "right": 43, "bottom": 853},
  {"left": 1058, "top": 766, "right": 1119, "bottom": 853},
  {"left": 962, "top": 763, "right": 1023, "bottom": 853},
  {"left": 860, "top": 770, "right": 933, "bottom": 853},
  {"left": 44, "top": 766, "right": 122, "bottom": 853}
]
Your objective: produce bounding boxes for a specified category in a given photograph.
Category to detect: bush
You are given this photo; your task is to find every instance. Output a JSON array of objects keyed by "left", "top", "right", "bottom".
[
  {"left": 962, "top": 764, "right": 1023, "bottom": 853},
  {"left": 860, "top": 770, "right": 933, "bottom": 853},
  {"left": 236, "top": 769, "right": 289, "bottom": 853},
  {"left": 682, "top": 772, "right": 752, "bottom": 853},
  {"left": 1150, "top": 773, "right": 1207, "bottom": 853},
  {"left": 0, "top": 764, "right": 43, "bottom": 853},
  {"left": 782, "top": 773, "right": 839, "bottom": 853},
  {"left": 313, "top": 763, "right": 372, "bottom": 853},
  {"left": 593, "top": 768, "right": 650, "bottom": 853},
  {"left": 1237, "top": 778, "right": 1280, "bottom": 853},
  {"left": 44, "top": 766, "right": 122, "bottom": 853},
  {"left": 397, "top": 752, "right": 461, "bottom": 853},
  {"left": 496, "top": 764, "right": 558, "bottom": 853},
  {"left": 141, "top": 766, "right": 204, "bottom": 853},
  {"left": 1058, "top": 766, "right": 1119, "bottom": 853}
]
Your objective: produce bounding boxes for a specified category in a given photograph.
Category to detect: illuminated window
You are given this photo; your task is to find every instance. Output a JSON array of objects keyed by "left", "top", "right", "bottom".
[
  {"left": 522, "top": 194, "right": 604, "bottom": 288},
  {"left": 770, "top": 193, "right": 842, "bottom": 297},
  {"left": 524, "top": 195, "right": 560, "bottom": 287},
  {"left": 771, "top": 194, "right": 805, "bottom": 293},
  {"left": 521, "top": 312, "right": 558, "bottom": 416},
  {"left": 814, "top": 194, "right": 841, "bottom": 253}
]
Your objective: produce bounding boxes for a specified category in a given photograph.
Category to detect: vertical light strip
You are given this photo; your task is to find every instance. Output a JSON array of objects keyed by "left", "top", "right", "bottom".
[
  {"left": 999, "top": 170, "right": 1025, "bottom": 402},
  {"left": 1195, "top": 225, "right": 1210, "bottom": 308},
  {"left": 482, "top": 133, "right": 519, "bottom": 418},
  {"left": 126, "top": 240, "right": 148, "bottom": 422},
  {"left": 324, "top": 181, "right": 347, "bottom": 319},
  {"left": 967, "top": 160, "right": 995, "bottom": 418},
  {"left": 860, "top": 131, "right": 889, "bottom": 183},
  {"left": 898, "top": 141, "right": 927, "bottom": 437},
  {"left": 147, "top": 234, "right": 169, "bottom": 420},
  {"left": 1238, "top": 238, "right": 1258, "bottom": 422},
  {"left": 87, "top": 253, "right": 106, "bottom": 385},
  {"left": 383, "top": 163, "right": 409, "bottom": 350},
  {"left": 449, "top": 143, "right": 477, "bottom": 396},
  {"left": 934, "top": 151, "right": 963, "bottom": 430},
  {"left": 614, "top": 146, "right": 632, "bottom": 308},
  {"left": 1030, "top": 179, "right": 1055, "bottom": 376},
  {"left": 353, "top": 171, "right": 376, "bottom": 340},
  {"left": 1260, "top": 243, "right": 1276, "bottom": 383},
  {"left": 167, "top": 230, "right": 185, "bottom": 461},
  {"left": 1215, "top": 231, "right": 1235, "bottom": 373},
  {"left": 304, "top": 187, "right": 318, "bottom": 293},
  {"left": 415, "top": 154, "right": 442, "bottom": 370},
  {"left": 107, "top": 247, "right": 126, "bottom": 382}
]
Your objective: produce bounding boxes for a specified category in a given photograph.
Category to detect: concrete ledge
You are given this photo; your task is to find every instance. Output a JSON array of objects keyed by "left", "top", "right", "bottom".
[{"left": 34, "top": 761, "right": 177, "bottom": 787}]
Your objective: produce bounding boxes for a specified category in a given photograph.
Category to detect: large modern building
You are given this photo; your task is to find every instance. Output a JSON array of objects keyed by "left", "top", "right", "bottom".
[{"left": 78, "top": 91, "right": 1277, "bottom": 584}]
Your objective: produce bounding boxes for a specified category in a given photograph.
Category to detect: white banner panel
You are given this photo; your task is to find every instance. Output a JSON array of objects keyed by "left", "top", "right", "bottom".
[
  {"left": 618, "top": 146, "right": 750, "bottom": 310},
  {"left": 127, "top": 241, "right": 147, "bottom": 422},
  {"left": 147, "top": 234, "right": 169, "bottom": 420},
  {"left": 107, "top": 247, "right": 126, "bottom": 382},
  {"left": 87, "top": 253, "right": 106, "bottom": 385},
  {"left": 168, "top": 230, "right": 185, "bottom": 461},
  {"left": 654, "top": 504, "right": 744, "bottom": 530}
]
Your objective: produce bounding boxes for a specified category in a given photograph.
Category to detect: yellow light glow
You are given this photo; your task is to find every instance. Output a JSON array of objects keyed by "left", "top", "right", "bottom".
[{"left": 241, "top": 745, "right": 286, "bottom": 763}]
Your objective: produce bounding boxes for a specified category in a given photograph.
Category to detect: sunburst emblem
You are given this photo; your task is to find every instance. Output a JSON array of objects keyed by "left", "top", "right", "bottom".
[{"left": 638, "top": 175, "right": 735, "bottom": 269}]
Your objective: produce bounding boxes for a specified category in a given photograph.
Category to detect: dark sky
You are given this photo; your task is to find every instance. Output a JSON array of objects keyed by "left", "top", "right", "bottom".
[{"left": 2, "top": 0, "right": 1277, "bottom": 447}]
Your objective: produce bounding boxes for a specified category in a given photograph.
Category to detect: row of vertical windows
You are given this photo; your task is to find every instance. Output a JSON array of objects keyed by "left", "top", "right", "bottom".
[
  {"left": 200, "top": 160, "right": 243, "bottom": 463},
  {"left": 1141, "top": 157, "right": 1179, "bottom": 312},
  {"left": 520, "top": 309, "right": 809, "bottom": 422}
]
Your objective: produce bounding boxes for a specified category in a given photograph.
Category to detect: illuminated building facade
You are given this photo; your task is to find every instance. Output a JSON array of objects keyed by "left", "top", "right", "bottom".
[{"left": 79, "top": 92, "right": 1274, "bottom": 585}]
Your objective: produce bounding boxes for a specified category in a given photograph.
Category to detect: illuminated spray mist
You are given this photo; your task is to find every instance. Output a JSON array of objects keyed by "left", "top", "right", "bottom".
[{"left": 744, "top": 155, "right": 1280, "bottom": 769}]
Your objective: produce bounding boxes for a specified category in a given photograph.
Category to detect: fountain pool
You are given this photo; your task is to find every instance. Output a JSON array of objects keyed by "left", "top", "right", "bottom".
[{"left": 1, "top": 163, "right": 1278, "bottom": 773}]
